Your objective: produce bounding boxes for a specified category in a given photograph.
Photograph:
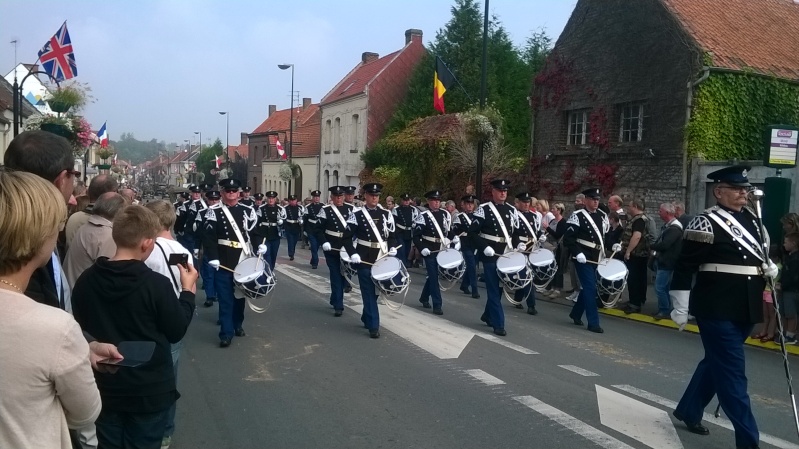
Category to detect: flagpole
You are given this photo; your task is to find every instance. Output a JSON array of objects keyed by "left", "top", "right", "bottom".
[{"left": 437, "top": 56, "right": 474, "bottom": 103}]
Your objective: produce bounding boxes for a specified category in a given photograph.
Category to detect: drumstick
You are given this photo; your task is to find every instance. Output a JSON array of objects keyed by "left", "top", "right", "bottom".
[
  {"left": 572, "top": 257, "right": 601, "bottom": 265},
  {"left": 329, "top": 246, "right": 375, "bottom": 266},
  {"left": 217, "top": 264, "right": 237, "bottom": 273}
]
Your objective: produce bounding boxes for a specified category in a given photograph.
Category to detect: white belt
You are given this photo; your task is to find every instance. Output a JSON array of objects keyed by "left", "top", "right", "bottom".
[
  {"left": 286, "top": 219, "right": 298, "bottom": 223},
  {"left": 218, "top": 239, "right": 244, "bottom": 248},
  {"left": 518, "top": 236, "right": 530, "bottom": 242},
  {"left": 699, "top": 263, "right": 761, "bottom": 276},
  {"left": 577, "top": 238, "right": 600, "bottom": 249},
  {"left": 479, "top": 233, "right": 505, "bottom": 243},
  {"left": 357, "top": 239, "right": 382, "bottom": 249},
  {"left": 325, "top": 230, "right": 344, "bottom": 238},
  {"left": 307, "top": 219, "right": 318, "bottom": 223},
  {"left": 396, "top": 224, "right": 411, "bottom": 230},
  {"left": 422, "top": 235, "right": 441, "bottom": 243},
  {"left": 261, "top": 222, "right": 278, "bottom": 227}
]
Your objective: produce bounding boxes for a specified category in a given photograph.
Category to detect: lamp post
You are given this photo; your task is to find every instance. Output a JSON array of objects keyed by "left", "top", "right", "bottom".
[
  {"left": 219, "top": 111, "right": 229, "bottom": 180},
  {"left": 278, "top": 63, "right": 294, "bottom": 196},
  {"left": 194, "top": 131, "right": 201, "bottom": 151}
]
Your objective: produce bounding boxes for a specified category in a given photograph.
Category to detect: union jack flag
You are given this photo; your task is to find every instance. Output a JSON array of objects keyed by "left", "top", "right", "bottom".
[{"left": 38, "top": 22, "right": 77, "bottom": 81}]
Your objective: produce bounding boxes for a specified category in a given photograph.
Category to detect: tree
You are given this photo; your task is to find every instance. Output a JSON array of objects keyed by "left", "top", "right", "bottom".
[
  {"left": 113, "top": 133, "right": 169, "bottom": 164},
  {"left": 195, "top": 138, "right": 225, "bottom": 184}
]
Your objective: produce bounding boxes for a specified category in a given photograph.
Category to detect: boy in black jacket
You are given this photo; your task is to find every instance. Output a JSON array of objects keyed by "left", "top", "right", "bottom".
[{"left": 73, "top": 205, "right": 198, "bottom": 449}]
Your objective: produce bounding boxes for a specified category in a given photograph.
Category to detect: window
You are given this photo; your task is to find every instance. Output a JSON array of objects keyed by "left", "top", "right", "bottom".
[
  {"left": 567, "top": 110, "right": 588, "bottom": 146},
  {"left": 324, "top": 120, "right": 332, "bottom": 153},
  {"left": 350, "top": 114, "right": 360, "bottom": 152},
  {"left": 619, "top": 103, "right": 646, "bottom": 142},
  {"left": 334, "top": 118, "right": 341, "bottom": 153}
]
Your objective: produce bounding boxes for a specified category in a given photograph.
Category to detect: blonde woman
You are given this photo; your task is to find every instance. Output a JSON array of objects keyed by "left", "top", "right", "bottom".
[
  {"left": 537, "top": 198, "right": 554, "bottom": 229},
  {"left": 0, "top": 168, "right": 101, "bottom": 449}
]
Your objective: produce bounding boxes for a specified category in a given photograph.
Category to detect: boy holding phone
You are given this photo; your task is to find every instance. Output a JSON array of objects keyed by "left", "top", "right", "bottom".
[{"left": 72, "top": 205, "right": 198, "bottom": 449}]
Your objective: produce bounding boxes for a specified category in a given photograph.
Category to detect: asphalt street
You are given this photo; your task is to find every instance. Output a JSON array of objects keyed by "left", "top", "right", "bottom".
[{"left": 171, "top": 245, "right": 799, "bottom": 449}]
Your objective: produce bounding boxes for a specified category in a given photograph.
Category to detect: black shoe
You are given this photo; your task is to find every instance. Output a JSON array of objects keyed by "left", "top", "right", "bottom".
[
  {"left": 527, "top": 307, "right": 538, "bottom": 315},
  {"left": 571, "top": 318, "right": 584, "bottom": 326},
  {"left": 652, "top": 312, "right": 669, "bottom": 320},
  {"left": 515, "top": 304, "right": 524, "bottom": 309},
  {"left": 472, "top": 293, "right": 480, "bottom": 299},
  {"left": 203, "top": 299, "right": 214, "bottom": 307},
  {"left": 493, "top": 328, "right": 507, "bottom": 336},
  {"left": 344, "top": 285, "right": 352, "bottom": 293},
  {"left": 480, "top": 314, "right": 492, "bottom": 327},
  {"left": 334, "top": 310, "right": 343, "bottom": 317},
  {"left": 235, "top": 328, "right": 246, "bottom": 337},
  {"left": 369, "top": 329, "right": 380, "bottom": 339},
  {"left": 623, "top": 305, "right": 641, "bottom": 315},
  {"left": 433, "top": 308, "right": 443, "bottom": 315},
  {"left": 290, "top": 256, "right": 294, "bottom": 261},
  {"left": 311, "top": 265, "right": 317, "bottom": 269},
  {"left": 421, "top": 302, "right": 431, "bottom": 309},
  {"left": 219, "top": 338, "right": 231, "bottom": 348},
  {"left": 587, "top": 326, "right": 604, "bottom": 333},
  {"left": 672, "top": 411, "right": 710, "bottom": 435},
  {"left": 460, "top": 287, "right": 470, "bottom": 295}
]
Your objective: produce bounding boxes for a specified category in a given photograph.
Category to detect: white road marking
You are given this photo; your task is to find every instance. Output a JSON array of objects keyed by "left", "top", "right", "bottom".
[
  {"left": 477, "top": 333, "right": 539, "bottom": 354},
  {"left": 513, "top": 395, "right": 636, "bottom": 449},
  {"left": 613, "top": 384, "right": 799, "bottom": 449},
  {"left": 559, "top": 365, "right": 599, "bottom": 377},
  {"left": 465, "top": 369, "right": 506, "bottom": 386},
  {"left": 596, "top": 385, "right": 683, "bottom": 449}
]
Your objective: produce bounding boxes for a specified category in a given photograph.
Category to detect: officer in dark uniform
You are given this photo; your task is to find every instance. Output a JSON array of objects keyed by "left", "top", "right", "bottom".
[
  {"left": 344, "top": 186, "right": 358, "bottom": 208},
  {"left": 239, "top": 186, "right": 254, "bottom": 207},
  {"left": 252, "top": 192, "right": 264, "bottom": 208},
  {"left": 468, "top": 179, "right": 521, "bottom": 336},
  {"left": 392, "top": 193, "right": 417, "bottom": 267},
  {"left": 316, "top": 186, "right": 354, "bottom": 316},
  {"left": 283, "top": 195, "right": 304, "bottom": 261},
  {"left": 670, "top": 165, "right": 776, "bottom": 449},
  {"left": 305, "top": 190, "right": 324, "bottom": 269},
  {"left": 452, "top": 194, "right": 479, "bottom": 298},
  {"left": 182, "top": 184, "right": 207, "bottom": 264},
  {"left": 254, "top": 191, "right": 285, "bottom": 269},
  {"left": 203, "top": 178, "right": 261, "bottom": 347},
  {"left": 196, "top": 189, "right": 220, "bottom": 307},
  {"left": 414, "top": 189, "right": 457, "bottom": 315},
  {"left": 514, "top": 192, "right": 542, "bottom": 315},
  {"left": 173, "top": 191, "right": 189, "bottom": 211},
  {"left": 174, "top": 191, "right": 192, "bottom": 243},
  {"left": 343, "top": 183, "right": 397, "bottom": 338},
  {"left": 563, "top": 187, "right": 609, "bottom": 333}
]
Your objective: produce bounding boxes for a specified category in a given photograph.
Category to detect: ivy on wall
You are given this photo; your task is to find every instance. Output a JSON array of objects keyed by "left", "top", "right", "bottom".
[{"left": 686, "top": 72, "right": 799, "bottom": 160}]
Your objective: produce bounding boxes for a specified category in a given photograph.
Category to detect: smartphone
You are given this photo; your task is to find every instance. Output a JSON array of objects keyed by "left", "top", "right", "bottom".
[
  {"left": 97, "top": 358, "right": 144, "bottom": 368},
  {"left": 168, "top": 253, "right": 189, "bottom": 266}
]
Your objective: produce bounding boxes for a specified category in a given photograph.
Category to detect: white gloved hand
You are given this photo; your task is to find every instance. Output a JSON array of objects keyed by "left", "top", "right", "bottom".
[
  {"left": 257, "top": 244, "right": 267, "bottom": 255},
  {"left": 322, "top": 242, "right": 332, "bottom": 252},
  {"left": 763, "top": 260, "right": 779, "bottom": 279},
  {"left": 349, "top": 253, "right": 362, "bottom": 264},
  {"left": 277, "top": 219, "right": 284, "bottom": 226},
  {"left": 388, "top": 247, "right": 397, "bottom": 257},
  {"left": 421, "top": 248, "right": 431, "bottom": 257},
  {"left": 193, "top": 249, "right": 199, "bottom": 258},
  {"left": 454, "top": 241, "right": 461, "bottom": 251},
  {"left": 517, "top": 242, "right": 527, "bottom": 251},
  {"left": 452, "top": 235, "right": 460, "bottom": 245},
  {"left": 670, "top": 290, "right": 690, "bottom": 331},
  {"left": 209, "top": 260, "right": 220, "bottom": 270},
  {"left": 483, "top": 246, "right": 495, "bottom": 257},
  {"left": 575, "top": 253, "right": 587, "bottom": 264},
  {"left": 299, "top": 219, "right": 304, "bottom": 226},
  {"left": 612, "top": 243, "right": 622, "bottom": 253}
]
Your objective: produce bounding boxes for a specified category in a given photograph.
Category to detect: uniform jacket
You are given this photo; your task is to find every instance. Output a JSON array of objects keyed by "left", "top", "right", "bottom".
[
  {"left": 451, "top": 211, "right": 476, "bottom": 249},
  {"left": 671, "top": 205, "right": 766, "bottom": 323},
  {"left": 304, "top": 202, "right": 324, "bottom": 234},
  {"left": 344, "top": 205, "right": 397, "bottom": 264},
  {"left": 468, "top": 201, "right": 522, "bottom": 262},
  {"left": 254, "top": 204, "right": 286, "bottom": 241},
  {"left": 516, "top": 210, "right": 542, "bottom": 246},
  {"left": 284, "top": 204, "right": 305, "bottom": 233},
  {"left": 183, "top": 199, "right": 208, "bottom": 236},
  {"left": 392, "top": 205, "right": 418, "bottom": 240},
  {"left": 202, "top": 203, "right": 257, "bottom": 269},
  {"left": 239, "top": 198, "right": 254, "bottom": 208},
  {"left": 413, "top": 208, "right": 451, "bottom": 253},
  {"left": 174, "top": 201, "right": 190, "bottom": 234},
  {"left": 315, "top": 203, "right": 354, "bottom": 251},
  {"left": 563, "top": 208, "right": 609, "bottom": 263}
]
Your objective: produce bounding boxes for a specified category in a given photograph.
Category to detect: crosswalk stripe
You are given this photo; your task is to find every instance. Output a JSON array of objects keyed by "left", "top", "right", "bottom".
[
  {"left": 559, "top": 365, "right": 599, "bottom": 376},
  {"left": 465, "top": 369, "right": 506, "bottom": 386},
  {"left": 596, "top": 385, "right": 683, "bottom": 449},
  {"left": 477, "top": 333, "right": 539, "bottom": 354},
  {"left": 513, "top": 395, "right": 636, "bottom": 449}
]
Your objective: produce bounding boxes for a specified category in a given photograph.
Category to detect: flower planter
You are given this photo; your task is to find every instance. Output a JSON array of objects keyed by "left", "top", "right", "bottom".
[
  {"left": 47, "top": 100, "right": 72, "bottom": 114},
  {"left": 40, "top": 123, "right": 72, "bottom": 138},
  {"left": 95, "top": 164, "right": 112, "bottom": 170}
]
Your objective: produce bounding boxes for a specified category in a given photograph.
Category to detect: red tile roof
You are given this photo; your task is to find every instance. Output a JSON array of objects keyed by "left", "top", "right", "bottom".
[
  {"left": 320, "top": 51, "right": 401, "bottom": 105},
  {"left": 663, "top": 0, "right": 799, "bottom": 79},
  {"left": 251, "top": 104, "right": 321, "bottom": 158}
]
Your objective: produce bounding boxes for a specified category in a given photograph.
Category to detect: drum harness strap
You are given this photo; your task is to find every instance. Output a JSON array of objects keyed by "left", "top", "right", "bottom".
[
  {"left": 424, "top": 210, "right": 448, "bottom": 251},
  {"left": 517, "top": 212, "right": 537, "bottom": 247},
  {"left": 457, "top": 213, "right": 472, "bottom": 237},
  {"left": 221, "top": 205, "right": 252, "bottom": 258},
  {"left": 359, "top": 209, "right": 388, "bottom": 258},
  {"left": 576, "top": 209, "right": 605, "bottom": 262},
  {"left": 487, "top": 202, "right": 513, "bottom": 252}
]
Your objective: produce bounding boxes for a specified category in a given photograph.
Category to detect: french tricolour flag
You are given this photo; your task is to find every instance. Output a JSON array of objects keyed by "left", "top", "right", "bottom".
[{"left": 98, "top": 122, "right": 109, "bottom": 148}]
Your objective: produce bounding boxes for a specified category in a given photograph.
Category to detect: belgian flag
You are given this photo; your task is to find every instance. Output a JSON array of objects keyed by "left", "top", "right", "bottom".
[{"left": 433, "top": 55, "right": 456, "bottom": 114}]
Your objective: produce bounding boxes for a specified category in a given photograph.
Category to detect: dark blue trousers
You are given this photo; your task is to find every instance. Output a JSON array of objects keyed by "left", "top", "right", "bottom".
[
  {"left": 96, "top": 408, "right": 169, "bottom": 449},
  {"left": 286, "top": 230, "right": 300, "bottom": 258},
  {"left": 308, "top": 233, "right": 320, "bottom": 267},
  {"left": 357, "top": 266, "right": 379, "bottom": 331},
  {"left": 676, "top": 319, "right": 758, "bottom": 448},
  {"left": 570, "top": 262, "right": 600, "bottom": 328},
  {"left": 201, "top": 254, "right": 216, "bottom": 300},
  {"left": 398, "top": 237, "right": 412, "bottom": 266},
  {"left": 419, "top": 254, "right": 443, "bottom": 309},
  {"left": 481, "top": 258, "right": 505, "bottom": 331},
  {"left": 265, "top": 238, "right": 280, "bottom": 269},
  {"left": 514, "top": 283, "right": 536, "bottom": 308},
  {"left": 325, "top": 251, "right": 345, "bottom": 311},
  {"left": 460, "top": 248, "right": 478, "bottom": 294},
  {"left": 214, "top": 270, "right": 245, "bottom": 341}
]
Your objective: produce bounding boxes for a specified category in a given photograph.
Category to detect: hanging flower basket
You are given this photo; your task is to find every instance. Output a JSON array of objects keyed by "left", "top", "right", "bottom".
[
  {"left": 278, "top": 162, "right": 301, "bottom": 181},
  {"left": 95, "top": 164, "right": 112, "bottom": 170},
  {"left": 40, "top": 122, "right": 73, "bottom": 138},
  {"left": 47, "top": 99, "right": 72, "bottom": 114}
]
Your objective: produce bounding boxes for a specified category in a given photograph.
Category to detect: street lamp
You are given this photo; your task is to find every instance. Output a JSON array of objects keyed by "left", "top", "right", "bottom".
[
  {"left": 278, "top": 63, "right": 294, "bottom": 196},
  {"left": 194, "top": 131, "right": 201, "bottom": 151},
  {"left": 219, "top": 111, "right": 229, "bottom": 180}
]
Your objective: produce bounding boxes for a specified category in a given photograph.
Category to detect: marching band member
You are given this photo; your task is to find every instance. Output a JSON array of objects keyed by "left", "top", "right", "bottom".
[
  {"left": 343, "top": 183, "right": 397, "bottom": 338},
  {"left": 254, "top": 191, "right": 285, "bottom": 270},
  {"left": 563, "top": 187, "right": 610, "bottom": 333},
  {"left": 671, "top": 165, "right": 775, "bottom": 449},
  {"left": 284, "top": 195, "right": 305, "bottom": 261},
  {"left": 305, "top": 190, "right": 324, "bottom": 269},
  {"left": 315, "top": 186, "right": 355, "bottom": 316},
  {"left": 452, "top": 194, "right": 480, "bottom": 298},
  {"left": 414, "top": 189, "right": 457, "bottom": 315},
  {"left": 203, "top": 179, "right": 262, "bottom": 348},
  {"left": 468, "top": 179, "right": 521, "bottom": 336},
  {"left": 392, "top": 193, "right": 417, "bottom": 267},
  {"left": 514, "top": 192, "right": 542, "bottom": 315},
  {"left": 252, "top": 192, "right": 264, "bottom": 208},
  {"left": 182, "top": 184, "right": 208, "bottom": 265},
  {"left": 344, "top": 186, "right": 358, "bottom": 208},
  {"left": 174, "top": 190, "right": 193, "bottom": 246},
  {"left": 239, "top": 186, "right": 254, "bottom": 207},
  {"left": 195, "top": 189, "right": 220, "bottom": 307}
]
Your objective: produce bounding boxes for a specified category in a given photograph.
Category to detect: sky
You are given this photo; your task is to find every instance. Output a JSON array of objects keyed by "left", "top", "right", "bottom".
[{"left": 1, "top": 0, "right": 576, "bottom": 148}]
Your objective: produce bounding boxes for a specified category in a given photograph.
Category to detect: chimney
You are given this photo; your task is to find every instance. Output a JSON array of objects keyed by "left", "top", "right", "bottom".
[
  {"left": 302, "top": 97, "right": 312, "bottom": 110},
  {"left": 362, "top": 52, "right": 379, "bottom": 63},
  {"left": 240, "top": 132, "right": 248, "bottom": 145},
  {"left": 405, "top": 29, "right": 423, "bottom": 45},
  {"left": 268, "top": 104, "right": 276, "bottom": 117}
]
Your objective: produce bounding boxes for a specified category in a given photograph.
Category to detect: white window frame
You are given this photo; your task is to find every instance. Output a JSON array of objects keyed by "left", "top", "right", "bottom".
[
  {"left": 619, "top": 104, "right": 645, "bottom": 143},
  {"left": 567, "top": 110, "right": 588, "bottom": 146}
]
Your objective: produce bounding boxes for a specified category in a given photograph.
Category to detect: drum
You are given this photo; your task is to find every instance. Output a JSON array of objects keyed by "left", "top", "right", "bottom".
[
  {"left": 436, "top": 248, "right": 465, "bottom": 283},
  {"left": 371, "top": 256, "right": 410, "bottom": 297},
  {"left": 233, "top": 256, "right": 276, "bottom": 299},
  {"left": 496, "top": 251, "right": 532, "bottom": 291},
  {"left": 528, "top": 248, "right": 558, "bottom": 291},
  {"left": 596, "top": 258, "right": 628, "bottom": 308},
  {"left": 339, "top": 248, "right": 358, "bottom": 284}
]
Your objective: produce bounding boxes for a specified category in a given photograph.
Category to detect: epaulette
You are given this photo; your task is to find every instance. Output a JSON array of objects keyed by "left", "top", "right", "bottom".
[{"left": 683, "top": 214, "right": 714, "bottom": 244}]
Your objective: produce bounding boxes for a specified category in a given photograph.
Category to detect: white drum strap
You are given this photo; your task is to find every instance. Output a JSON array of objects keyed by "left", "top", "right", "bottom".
[
  {"left": 330, "top": 205, "right": 348, "bottom": 230},
  {"left": 459, "top": 212, "right": 472, "bottom": 226},
  {"left": 221, "top": 205, "right": 252, "bottom": 258},
  {"left": 518, "top": 213, "right": 536, "bottom": 241},
  {"left": 487, "top": 202, "right": 513, "bottom": 251},
  {"left": 578, "top": 209, "right": 605, "bottom": 259},
  {"left": 425, "top": 210, "right": 447, "bottom": 250},
  {"left": 362, "top": 209, "right": 388, "bottom": 256}
]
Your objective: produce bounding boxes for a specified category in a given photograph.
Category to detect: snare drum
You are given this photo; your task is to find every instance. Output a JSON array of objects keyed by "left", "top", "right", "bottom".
[
  {"left": 496, "top": 251, "right": 532, "bottom": 291},
  {"left": 527, "top": 248, "right": 557, "bottom": 291},
  {"left": 233, "top": 257, "right": 276, "bottom": 299},
  {"left": 371, "top": 256, "right": 410, "bottom": 296},
  {"left": 339, "top": 248, "right": 358, "bottom": 283},
  {"left": 596, "top": 259, "right": 628, "bottom": 307},
  {"left": 436, "top": 248, "right": 465, "bottom": 283}
]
